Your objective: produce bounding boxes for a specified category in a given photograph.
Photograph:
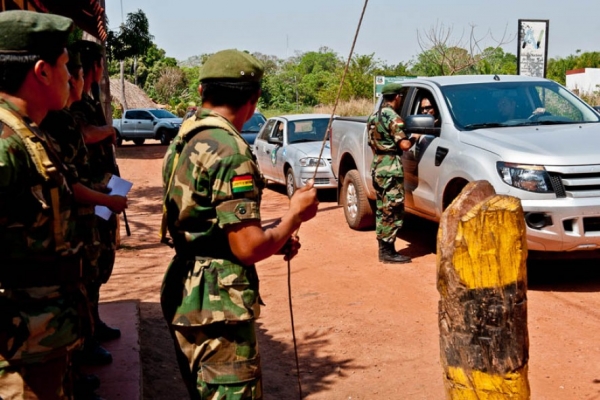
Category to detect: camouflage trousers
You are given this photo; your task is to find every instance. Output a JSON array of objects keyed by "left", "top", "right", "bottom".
[
  {"left": 168, "top": 321, "right": 262, "bottom": 400},
  {"left": 0, "top": 353, "right": 73, "bottom": 399},
  {"left": 372, "top": 173, "right": 405, "bottom": 242},
  {"left": 96, "top": 214, "right": 117, "bottom": 284}
]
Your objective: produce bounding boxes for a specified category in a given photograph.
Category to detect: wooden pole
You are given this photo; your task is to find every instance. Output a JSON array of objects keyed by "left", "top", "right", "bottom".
[{"left": 437, "top": 180, "right": 530, "bottom": 399}]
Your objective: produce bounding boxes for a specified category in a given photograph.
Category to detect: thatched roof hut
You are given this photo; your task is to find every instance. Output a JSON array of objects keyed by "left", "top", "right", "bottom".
[{"left": 109, "top": 78, "right": 160, "bottom": 111}]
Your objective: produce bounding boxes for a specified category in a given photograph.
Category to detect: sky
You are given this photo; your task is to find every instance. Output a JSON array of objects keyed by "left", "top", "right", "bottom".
[{"left": 104, "top": 0, "right": 600, "bottom": 66}]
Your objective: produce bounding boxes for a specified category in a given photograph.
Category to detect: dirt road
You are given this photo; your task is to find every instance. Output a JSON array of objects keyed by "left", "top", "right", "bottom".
[{"left": 102, "top": 141, "right": 600, "bottom": 399}]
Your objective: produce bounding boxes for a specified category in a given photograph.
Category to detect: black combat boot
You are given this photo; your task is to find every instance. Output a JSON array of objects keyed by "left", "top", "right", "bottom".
[{"left": 378, "top": 239, "right": 411, "bottom": 264}]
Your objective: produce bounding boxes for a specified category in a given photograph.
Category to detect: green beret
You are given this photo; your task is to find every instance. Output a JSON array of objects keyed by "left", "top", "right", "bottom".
[
  {"left": 71, "top": 39, "right": 103, "bottom": 58},
  {"left": 199, "top": 49, "right": 264, "bottom": 83},
  {"left": 67, "top": 48, "right": 81, "bottom": 72},
  {"left": 0, "top": 10, "right": 73, "bottom": 55},
  {"left": 381, "top": 82, "right": 403, "bottom": 95}
]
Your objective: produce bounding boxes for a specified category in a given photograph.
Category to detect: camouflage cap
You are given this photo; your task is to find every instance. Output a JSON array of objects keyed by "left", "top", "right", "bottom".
[
  {"left": 199, "top": 49, "right": 264, "bottom": 83},
  {"left": 0, "top": 10, "right": 73, "bottom": 55},
  {"left": 381, "top": 82, "right": 403, "bottom": 95}
]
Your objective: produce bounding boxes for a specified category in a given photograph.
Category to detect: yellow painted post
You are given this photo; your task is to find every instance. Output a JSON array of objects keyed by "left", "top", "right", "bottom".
[{"left": 437, "top": 180, "right": 530, "bottom": 399}]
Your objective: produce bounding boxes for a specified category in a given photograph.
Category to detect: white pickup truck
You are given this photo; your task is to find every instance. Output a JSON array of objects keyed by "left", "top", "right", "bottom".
[
  {"left": 330, "top": 75, "right": 600, "bottom": 256},
  {"left": 113, "top": 108, "right": 182, "bottom": 146}
]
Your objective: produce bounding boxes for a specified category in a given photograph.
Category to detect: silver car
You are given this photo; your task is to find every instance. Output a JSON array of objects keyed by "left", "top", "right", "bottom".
[{"left": 254, "top": 114, "right": 337, "bottom": 197}]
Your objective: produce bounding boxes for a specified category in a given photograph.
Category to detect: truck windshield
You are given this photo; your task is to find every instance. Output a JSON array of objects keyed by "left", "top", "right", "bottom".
[
  {"left": 442, "top": 80, "right": 600, "bottom": 130},
  {"left": 148, "top": 109, "right": 178, "bottom": 119}
]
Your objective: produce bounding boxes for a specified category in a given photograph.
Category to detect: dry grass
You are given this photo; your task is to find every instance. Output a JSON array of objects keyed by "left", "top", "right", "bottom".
[
  {"left": 580, "top": 92, "right": 600, "bottom": 107},
  {"left": 313, "top": 97, "right": 374, "bottom": 117}
]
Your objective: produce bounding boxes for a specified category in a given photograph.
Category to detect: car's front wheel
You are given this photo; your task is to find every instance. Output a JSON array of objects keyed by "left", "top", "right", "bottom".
[
  {"left": 286, "top": 168, "right": 296, "bottom": 198},
  {"left": 158, "top": 129, "right": 170, "bottom": 145},
  {"left": 115, "top": 130, "right": 123, "bottom": 147},
  {"left": 342, "top": 169, "right": 374, "bottom": 230}
]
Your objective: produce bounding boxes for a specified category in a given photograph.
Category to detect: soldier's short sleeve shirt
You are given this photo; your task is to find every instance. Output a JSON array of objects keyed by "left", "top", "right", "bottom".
[{"left": 162, "top": 109, "right": 265, "bottom": 255}]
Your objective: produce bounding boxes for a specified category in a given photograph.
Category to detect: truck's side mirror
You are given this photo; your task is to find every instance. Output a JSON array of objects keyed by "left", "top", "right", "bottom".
[
  {"left": 268, "top": 135, "right": 283, "bottom": 146},
  {"left": 404, "top": 115, "right": 439, "bottom": 136}
]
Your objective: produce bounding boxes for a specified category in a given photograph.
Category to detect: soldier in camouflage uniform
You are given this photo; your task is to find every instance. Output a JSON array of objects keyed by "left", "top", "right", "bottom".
[
  {"left": 367, "top": 83, "right": 414, "bottom": 264},
  {"left": 0, "top": 11, "right": 87, "bottom": 399},
  {"left": 69, "top": 40, "right": 122, "bottom": 365},
  {"left": 41, "top": 46, "right": 127, "bottom": 399},
  {"left": 161, "top": 49, "right": 319, "bottom": 399}
]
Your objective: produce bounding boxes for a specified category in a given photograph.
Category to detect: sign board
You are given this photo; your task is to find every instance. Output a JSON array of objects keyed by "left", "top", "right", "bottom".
[
  {"left": 517, "top": 19, "right": 549, "bottom": 78},
  {"left": 374, "top": 76, "right": 417, "bottom": 98}
]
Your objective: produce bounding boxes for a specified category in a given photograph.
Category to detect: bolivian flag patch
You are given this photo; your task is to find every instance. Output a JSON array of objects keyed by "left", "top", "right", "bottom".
[{"left": 232, "top": 174, "right": 254, "bottom": 194}]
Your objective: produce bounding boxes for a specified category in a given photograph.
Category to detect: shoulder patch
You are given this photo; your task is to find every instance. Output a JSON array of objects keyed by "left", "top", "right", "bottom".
[{"left": 231, "top": 174, "right": 254, "bottom": 194}]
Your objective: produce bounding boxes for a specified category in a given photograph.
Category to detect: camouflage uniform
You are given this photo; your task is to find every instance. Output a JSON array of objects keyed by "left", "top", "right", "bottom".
[
  {"left": 162, "top": 108, "right": 265, "bottom": 399},
  {"left": 0, "top": 99, "right": 85, "bottom": 398},
  {"left": 41, "top": 108, "right": 101, "bottom": 284},
  {"left": 367, "top": 105, "right": 409, "bottom": 242},
  {"left": 70, "top": 93, "right": 118, "bottom": 284}
]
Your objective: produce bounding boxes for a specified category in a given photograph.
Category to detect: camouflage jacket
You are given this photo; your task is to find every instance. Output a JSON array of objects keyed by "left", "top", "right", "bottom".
[
  {"left": 0, "top": 99, "right": 84, "bottom": 367},
  {"left": 41, "top": 108, "right": 101, "bottom": 269},
  {"left": 70, "top": 93, "right": 116, "bottom": 186},
  {"left": 367, "top": 105, "right": 407, "bottom": 177},
  {"left": 161, "top": 108, "right": 265, "bottom": 327}
]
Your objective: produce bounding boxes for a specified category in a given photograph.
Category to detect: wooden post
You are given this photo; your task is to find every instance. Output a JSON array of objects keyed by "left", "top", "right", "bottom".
[{"left": 437, "top": 180, "right": 530, "bottom": 399}]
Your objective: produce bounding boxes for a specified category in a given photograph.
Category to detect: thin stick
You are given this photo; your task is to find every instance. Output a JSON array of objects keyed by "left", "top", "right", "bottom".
[{"left": 287, "top": 2, "right": 370, "bottom": 399}]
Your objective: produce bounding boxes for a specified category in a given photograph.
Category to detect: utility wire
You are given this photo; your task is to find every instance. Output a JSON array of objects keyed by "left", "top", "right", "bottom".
[{"left": 287, "top": 1, "right": 370, "bottom": 398}]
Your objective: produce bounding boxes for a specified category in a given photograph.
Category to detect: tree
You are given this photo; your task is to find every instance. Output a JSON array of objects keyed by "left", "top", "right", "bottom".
[
  {"left": 152, "top": 67, "right": 188, "bottom": 105},
  {"left": 414, "top": 22, "right": 515, "bottom": 76},
  {"left": 107, "top": 9, "right": 154, "bottom": 109},
  {"left": 476, "top": 47, "right": 517, "bottom": 75}
]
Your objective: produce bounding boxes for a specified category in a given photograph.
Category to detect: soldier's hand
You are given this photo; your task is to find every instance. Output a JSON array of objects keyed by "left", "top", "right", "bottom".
[
  {"left": 399, "top": 137, "right": 413, "bottom": 151},
  {"left": 278, "top": 235, "right": 301, "bottom": 261},
  {"left": 290, "top": 179, "right": 319, "bottom": 222},
  {"left": 106, "top": 195, "right": 128, "bottom": 214}
]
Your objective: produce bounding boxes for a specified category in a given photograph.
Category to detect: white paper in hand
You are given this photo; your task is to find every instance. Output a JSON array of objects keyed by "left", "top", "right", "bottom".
[{"left": 95, "top": 175, "right": 133, "bottom": 220}]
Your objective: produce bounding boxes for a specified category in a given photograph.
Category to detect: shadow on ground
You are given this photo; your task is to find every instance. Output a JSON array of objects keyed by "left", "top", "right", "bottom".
[
  {"left": 527, "top": 258, "right": 600, "bottom": 293},
  {"left": 139, "top": 302, "right": 356, "bottom": 400}
]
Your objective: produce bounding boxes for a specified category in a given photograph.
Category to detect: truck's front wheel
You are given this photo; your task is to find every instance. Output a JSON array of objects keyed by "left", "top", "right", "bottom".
[
  {"left": 342, "top": 169, "right": 374, "bottom": 230},
  {"left": 158, "top": 129, "right": 170, "bottom": 145}
]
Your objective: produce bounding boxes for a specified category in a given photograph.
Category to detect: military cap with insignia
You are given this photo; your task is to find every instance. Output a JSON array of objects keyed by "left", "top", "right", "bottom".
[
  {"left": 199, "top": 49, "right": 264, "bottom": 83},
  {"left": 0, "top": 10, "right": 73, "bottom": 55},
  {"left": 381, "top": 82, "right": 404, "bottom": 95}
]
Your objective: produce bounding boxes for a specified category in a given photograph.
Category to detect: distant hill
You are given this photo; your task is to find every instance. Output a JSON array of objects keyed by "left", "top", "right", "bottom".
[{"left": 178, "top": 55, "right": 204, "bottom": 68}]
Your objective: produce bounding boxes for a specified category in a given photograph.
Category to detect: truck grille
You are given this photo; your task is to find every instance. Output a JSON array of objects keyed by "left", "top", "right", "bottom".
[{"left": 547, "top": 166, "right": 600, "bottom": 199}]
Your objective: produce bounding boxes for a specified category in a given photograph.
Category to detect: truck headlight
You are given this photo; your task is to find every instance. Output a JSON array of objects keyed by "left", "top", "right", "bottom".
[
  {"left": 496, "top": 162, "right": 553, "bottom": 193},
  {"left": 299, "top": 157, "right": 326, "bottom": 167}
]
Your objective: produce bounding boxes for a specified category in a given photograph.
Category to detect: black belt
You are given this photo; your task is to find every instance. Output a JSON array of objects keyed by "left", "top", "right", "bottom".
[
  {"left": 375, "top": 151, "right": 399, "bottom": 156},
  {"left": 0, "top": 255, "right": 84, "bottom": 289}
]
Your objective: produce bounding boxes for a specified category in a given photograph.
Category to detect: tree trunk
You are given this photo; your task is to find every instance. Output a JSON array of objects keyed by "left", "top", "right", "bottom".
[
  {"left": 120, "top": 60, "right": 128, "bottom": 111},
  {"left": 437, "top": 180, "right": 530, "bottom": 399},
  {"left": 134, "top": 56, "right": 138, "bottom": 86}
]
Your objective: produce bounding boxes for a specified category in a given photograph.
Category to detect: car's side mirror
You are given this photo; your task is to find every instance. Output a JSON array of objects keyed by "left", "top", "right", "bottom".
[
  {"left": 268, "top": 135, "right": 283, "bottom": 145},
  {"left": 404, "top": 115, "right": 440, "bottom": 136}
]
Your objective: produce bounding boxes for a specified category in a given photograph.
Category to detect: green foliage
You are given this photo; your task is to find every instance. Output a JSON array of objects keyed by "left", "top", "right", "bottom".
[
  {"left": 103, "top": 18, "right": 600, "bottom": 116},
  {"left": 107, "top": 10, "right": 154, "bottom": 61}
]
